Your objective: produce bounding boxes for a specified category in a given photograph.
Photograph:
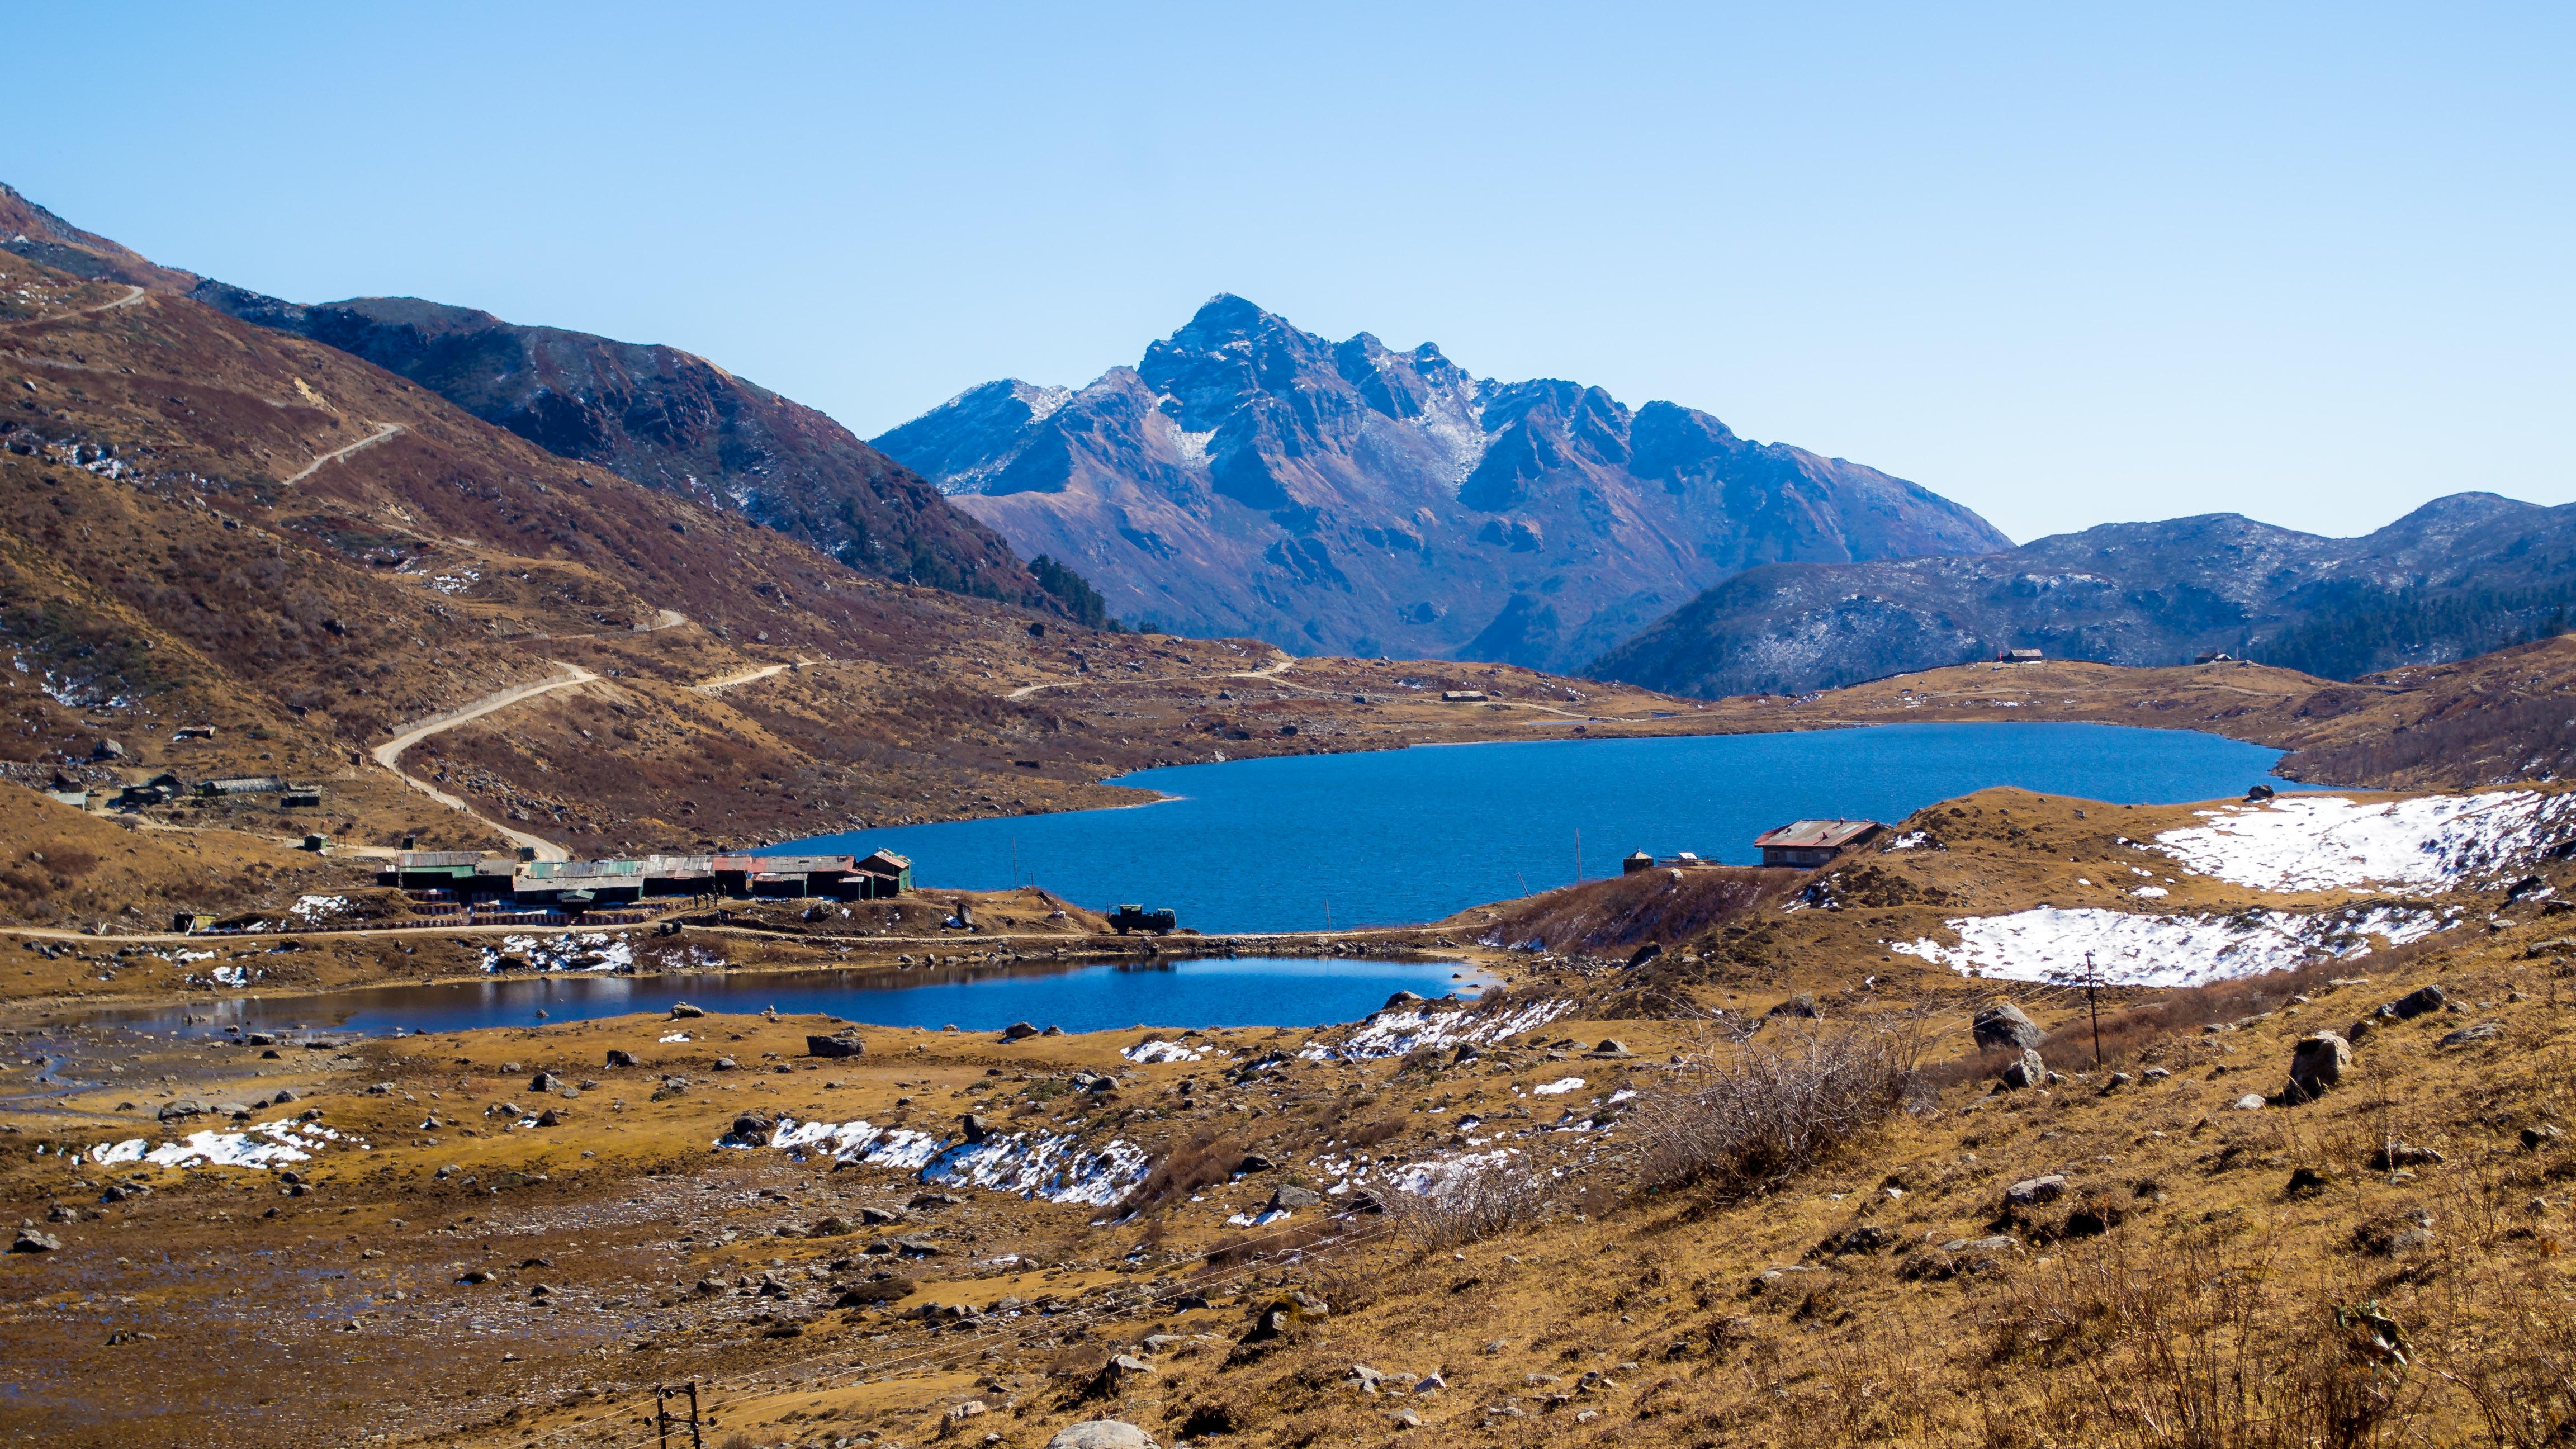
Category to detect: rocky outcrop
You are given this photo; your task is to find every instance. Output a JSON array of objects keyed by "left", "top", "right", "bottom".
[{"left": 877, "top": 295, "right": 2009, "bottom": 671}]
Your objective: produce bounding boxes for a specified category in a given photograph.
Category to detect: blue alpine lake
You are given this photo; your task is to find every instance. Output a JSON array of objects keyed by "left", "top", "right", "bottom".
[
  {"left": 85, "top": 956, "right": 1480, "bottom": 1040},
  {"left": 779, "top": 722, "right": 2312, "bottom": 934}
]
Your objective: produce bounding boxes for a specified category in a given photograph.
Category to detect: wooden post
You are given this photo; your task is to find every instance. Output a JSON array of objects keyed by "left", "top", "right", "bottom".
[{"left": 2086, "top": 950, "right": 2103, "bottom": 1068}]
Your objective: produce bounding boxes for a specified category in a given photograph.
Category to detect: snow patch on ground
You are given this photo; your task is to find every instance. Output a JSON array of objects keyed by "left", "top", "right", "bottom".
[
  {"left": 91, "top": 1118, "right": 357, "bottom": 1170},
  {"left": 287, "top": 895, "right": 351, "bottom": 923},
  {"left": 1889, "top": 905, "right": 2456, "bottom": 987},
  {"left": 755, "top": 1119, "right": 1148, "bottom": 1206},
  {"left": 1299, "top": 997, "right": 1573, "bottom": 1062},
  {"left": 1531, "top": 1077, "right": 1585, "bottom": 1096},
  {"left": 2154, "top": 792, "right": 2576, "bottom": 892},
  {"left": 1122, "top": 1039, "right": 1204, "bottom": 1064},
  {"left": 479, "top": 933, "right": 633, "bottom": 974}
]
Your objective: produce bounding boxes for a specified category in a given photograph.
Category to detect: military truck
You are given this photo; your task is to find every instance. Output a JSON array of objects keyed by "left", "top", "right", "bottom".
[{"left": 1107, "top": 903, "right": 1178, "bottom": 935}]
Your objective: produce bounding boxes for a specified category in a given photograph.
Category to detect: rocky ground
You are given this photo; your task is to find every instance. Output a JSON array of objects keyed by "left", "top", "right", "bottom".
[{"left": 3, "top": 783, "right": 2573, "bottom": 1446}]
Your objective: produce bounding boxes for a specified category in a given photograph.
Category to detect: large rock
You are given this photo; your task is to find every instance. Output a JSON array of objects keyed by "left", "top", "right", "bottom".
[
  {"left": 2004, "top": 1175, "right": 2066, "bottom": 1208},
  {"left": 959, "top": 1114, "right": 994, "bottom": 1144},
  {"left": 2288, "top": 1033, "right": 2351, "bottom": 1100},
  {"left": 1973, "top": 1001, "right": 2045, "bottom": 1053},
  {"left": 669, "top": 1002, "right": 706, "bottom": 1019},
  {"left": 1269, "top": 1185, "right": 1321, "bottom": 1212},
  {"left": 1999, "top": 1049, "right": 2045, "bottom": 1090},
  {"left": 1046, "top": 1423, "right": 1160, "bottom": 1449},
  {"left": 2385, "top": 986, "right": 2447, "bottom": 1020},
  {"left": 806, "top": 1029, "right": 865, "bottom": 1059}
]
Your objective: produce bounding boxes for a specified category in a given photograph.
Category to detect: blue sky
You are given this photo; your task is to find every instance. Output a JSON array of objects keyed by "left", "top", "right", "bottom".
[{"left": 7, "top": 2, "right": 2567, "bottom": 542}]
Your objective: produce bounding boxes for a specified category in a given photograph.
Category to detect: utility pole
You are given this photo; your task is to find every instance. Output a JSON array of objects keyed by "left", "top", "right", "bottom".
[
  {"left": 1010, "top": 836, "right": 1022, "bottom": 890},
  {"left": 1574, "top": 827, "right": 1583, "bottom": 885},
  {"left": 1323, "top": 899, "right": 1332, "bottom": 932},
  {"left": 2085, "top": 950, "right": 2103, "bottom": 1067}
]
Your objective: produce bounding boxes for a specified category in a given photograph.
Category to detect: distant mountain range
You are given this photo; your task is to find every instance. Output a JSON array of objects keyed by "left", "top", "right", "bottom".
[
  {"left": 1590, "top": 494, "right": 2576, "bottom": 696},
  {"left": 0, "top": 183, "right": 1085, "bottom": 619},
  {"left": 874, "top": 295, "right": 2011, "bottom": 671}
]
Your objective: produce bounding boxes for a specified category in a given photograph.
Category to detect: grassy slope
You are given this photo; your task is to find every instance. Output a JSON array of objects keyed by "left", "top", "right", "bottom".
[{"left": 3, "top": 786, "right": 2570, "bottom": 1447}]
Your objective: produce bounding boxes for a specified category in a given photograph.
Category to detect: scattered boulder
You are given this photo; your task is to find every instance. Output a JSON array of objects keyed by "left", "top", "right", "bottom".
[
  {"left": 529, "top": 1071, "right": 559, "bottom": 1092},
  {"left": 604, "top": 1049, "right": 636, "bottom": 1068},
  {"left": 726, "top": 1112, "right": 776, "bottom": 1147},
  {"left": 2287, "top": 1033, "right": 2351, "bottom": 1101},
  {"left": 807, "top": 1029, "right": 865, "bottom": 1059},
  {"left": 1384, "top": 991, "right": 1424, "bottom": 1009},
  {"left": 669, "top": 1002, "right": 705, "bottom": 1019},
  {"left": 807, "top": 1216, "right": 855, "bottom": 1238},
  {"left": 534, "top": 1108, "right": 564, "bottom": 1128},
  {"left": 959, "top": 1114, "right": 993, "bottom": 1144},
  {"left": 10, "top": 1229, "right": 60, "bottom": 1253},
  {"left": 1972, "top": 1001, "right": 2046, "bottom": 1053},
  {"left": 2370, "top": 1143, "right": 2445, "bottom": 1170},
  {"left": 2004, "top": 1175, "right": 2067, "bottom": 1209},
  {"left": 1767, "top": 994, "right": 1820, "bottom": 1020},
  {"left": 1042, "top": 1025, "right": 1065, "bottom": 1036},
  {"left": 1589, "top": 1039, "right": 1633, "bottom": 1057},
  {"left": 859, "top": 1206, "right": 907, "bottom": 1225},
  {"left": 1235, "top": 1153, "right": 1276, "bottom": 1175},
  {"left": 2385, "top": 986, "right": 2447, "bottom": 1021},
  {"left": 1046, "top": 1423, "right": 1159, "bottom": 1449},
  {"left": 2522, "top": 1124, "right": 2565, "bottom": 1151},
  {"left": 2234, "top": 1094, "right": 2267, "bottom": 1111},
  {"left": 893, "top": 1236, "right": 942, "bottom": 1257},
  {"left": 1626, "top": 943, "right": 1662, "bottom": 968},
  {"left": 1999, "top": 1049, "right": 2045, "bottom": 1091},
  {"left": 1270, "top": 1185, "right": 1321, "bottom": 1213},
  {"left": 157, "top": 1100, "right": 209, "bottom": 1122},
  {"left": 2439, "top": 1022, "right": 2503, "bottom": 1049},
  {"left": 1083, "top": 1354, "right": 1157, "bottom": 1401},
  {"left": 1001, "top": 1021, "right": 1040, "bottom": 1041},
  {"left": 1813, "top": 1225, "right": 1891, "bottom": 1257},
  {"left": 907, "top": 1191, "right": 964, "bottom": 1209}
]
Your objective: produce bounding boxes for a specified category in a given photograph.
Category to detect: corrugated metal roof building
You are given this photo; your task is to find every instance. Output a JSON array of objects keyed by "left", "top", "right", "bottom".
[{"left": 1751, "top": 819, "right": 1885, "bottom": 868}]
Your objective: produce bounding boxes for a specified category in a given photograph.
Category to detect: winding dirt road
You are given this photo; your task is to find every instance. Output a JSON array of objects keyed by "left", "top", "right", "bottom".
[
  {"left": 0, "top": 284, "right": 146, "bottom": 328},
  {"left": 371, "top": 663, "right": 599, "bottom": 861},
  {"left": 694, "top": 660, "right": 798, "bottom": 693},
  {"left": 281, "top": 422, "right": 403, "bottom": 486},
  {"left": 1003, "top": 648, "right": 1299, "bottom": 701}
]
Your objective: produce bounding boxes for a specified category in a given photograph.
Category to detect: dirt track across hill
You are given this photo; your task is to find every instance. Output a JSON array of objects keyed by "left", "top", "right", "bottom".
[{"left": 371, "top": 664, "right": 601, "bottom": 860}]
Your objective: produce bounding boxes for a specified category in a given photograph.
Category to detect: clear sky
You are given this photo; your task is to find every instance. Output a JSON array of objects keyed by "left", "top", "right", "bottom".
[{"left": 7, "top": 2, "right": 2568, "bottom": 543}]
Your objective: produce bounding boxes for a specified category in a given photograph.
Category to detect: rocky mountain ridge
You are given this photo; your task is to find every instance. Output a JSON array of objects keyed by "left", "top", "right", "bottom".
[
  {"left": 875, "top": 294, "right": 2012, "bottom": 670},
  {"left": 2, "top": 182, "right": 1072, "bottom": 615},
  {"left": 1591, "top": 493, "right": 2576, "bottom": 696}
]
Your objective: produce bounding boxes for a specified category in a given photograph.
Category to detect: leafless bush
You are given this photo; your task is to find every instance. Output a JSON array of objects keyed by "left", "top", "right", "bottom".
[
  {"left": 1381, "top": 1155, "right": 1554, "bottom": 1248},
  {"left": 1633, "top": 1020, "right": 1925, "bottom": 1198}
]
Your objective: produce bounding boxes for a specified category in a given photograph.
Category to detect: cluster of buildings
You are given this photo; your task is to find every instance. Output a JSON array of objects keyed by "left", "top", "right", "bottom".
[{"left": 384, "top": 849, "right": 914, "bottom": 907}]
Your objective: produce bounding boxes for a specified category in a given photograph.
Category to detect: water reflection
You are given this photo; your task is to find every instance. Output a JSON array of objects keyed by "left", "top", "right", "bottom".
[{"left": 78, "top": 955, "right": 1475, "bottom": 1040}]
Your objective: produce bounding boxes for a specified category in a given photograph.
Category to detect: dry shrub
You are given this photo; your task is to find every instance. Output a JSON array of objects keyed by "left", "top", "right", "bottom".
[
  {"left": 1634, "top": 1021, "right": 1925, "bottom": 1198},
  {"left": 1381, "top": 1155, "right": 1552, "bottom": 1248},
  {"left": 1114, "top": 1130, "right": 1243, "bottom": 1216},
  {"left": 1985, "top": 1237, "right": 2425, "bottom": 1448}
]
